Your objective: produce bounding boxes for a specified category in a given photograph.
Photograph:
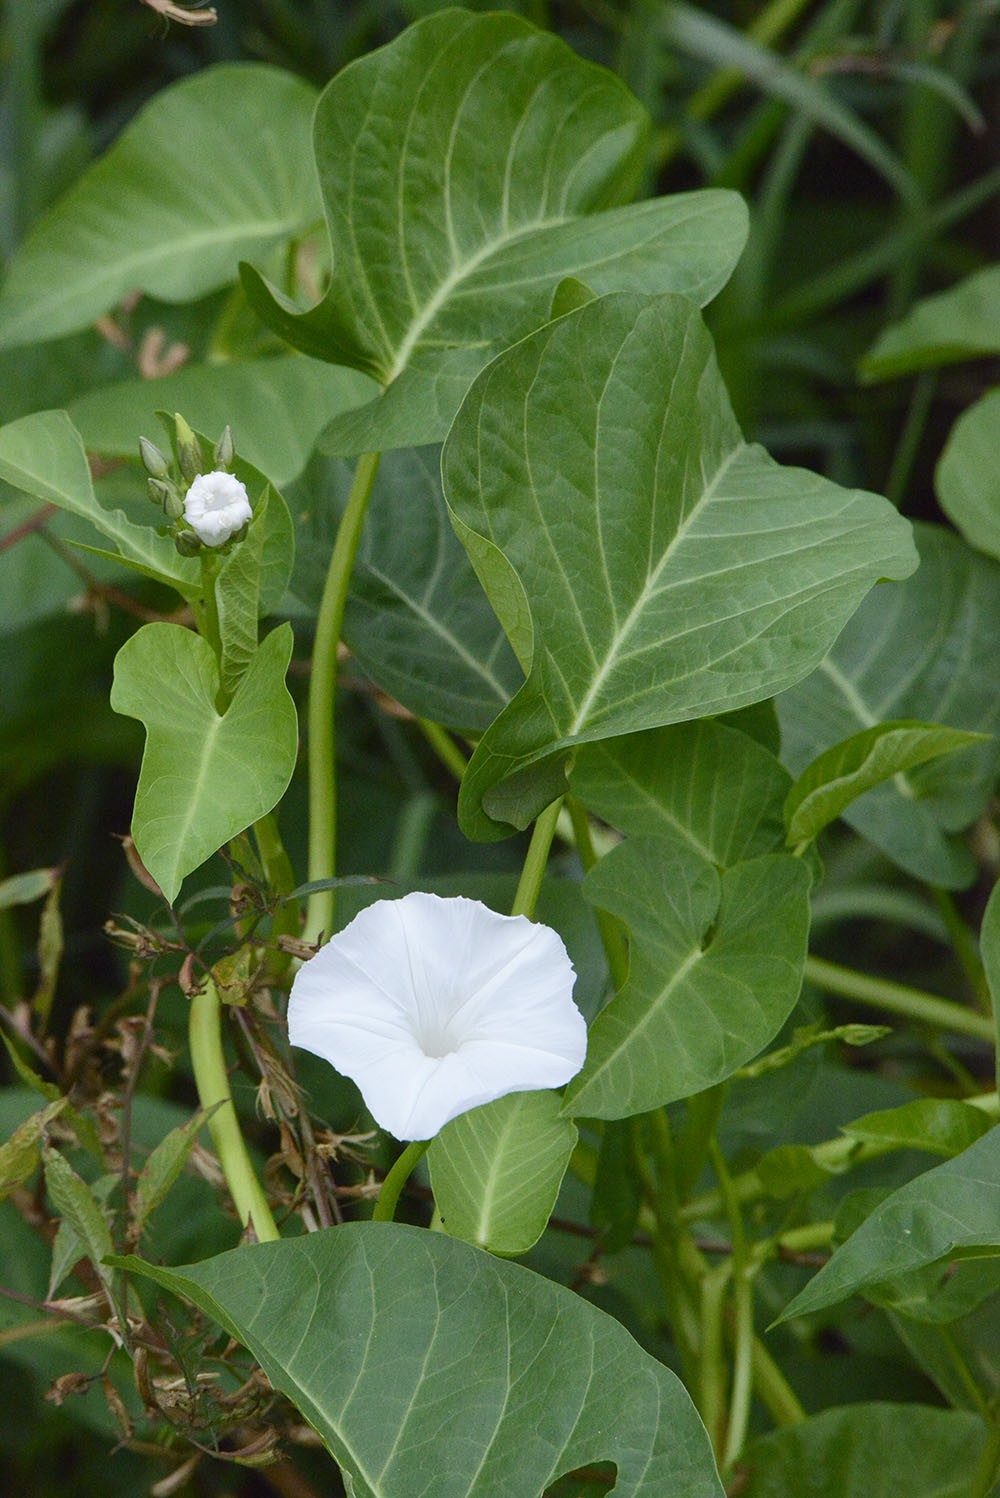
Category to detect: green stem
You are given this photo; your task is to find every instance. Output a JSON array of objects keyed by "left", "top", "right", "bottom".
[
  {"left": 805, "top": 955, "right": 996, "bottom": 1043},
  {"left": 710, "top": 1138, "right": 753, "bottom": 1470},
  {"left": 970, "top": 1416, "right": 1000, "bottom": 1498},
  {"left": 698, "top": 1263, "right": 730, "bottom": 1457},
  {"left": 305, "top": 451, "right": 381, "bottom": 946},
  {"left": 417, "top": 719, "right": 469, "bottom": 782},
  {"left": 932, "top": 887, "right": 992, "bottom": 1012},
  {"left": 188, "top": 978, "right": 279, "bottom": 1242},
  {"left": 510, "top": 797, "right": 564, "bottom": 920},
  {"left": 750, "top": 1334, "right": 806, "bottom": 1427},
  {"left": 372, "top": 1138, "right": 430, "bottom": 1223},
  {"left": 566, "top": 796, "right": 630, "bottom": 991}
]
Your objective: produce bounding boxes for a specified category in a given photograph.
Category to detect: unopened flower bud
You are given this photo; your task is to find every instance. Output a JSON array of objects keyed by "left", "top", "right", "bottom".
[
  {"left": 139, "top": 436, "right": 171, "bottom": 479},
  {"left": 213, "top": 424, "right": 234, "bottom": 471},
  {"left": 174, "top": 413, "right": 204, "bottom": 484},
  {"left": 147, "top": 476, "right": 184, "bottom": 520},
  {"left": 175, "top": 528, "right": 203, "bottom": 557},
  {"left": 183, "top": 470, "right": 253, "bottom": 548}
]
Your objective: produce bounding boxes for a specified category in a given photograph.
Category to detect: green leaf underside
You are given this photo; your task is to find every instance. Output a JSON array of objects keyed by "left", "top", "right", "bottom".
[
  {"left": 428, "top": 1091, "right": 576, "bottom": 1255},
  {"left": 287, "top": 447, "right": 521, "bottom": 731},
  {"left": 116, "top": 1224, "right": 725, "bottom": 1498},
  {"left": 242, "top": 8, "right": 748, "bottom": 453},
  {"left": 564, "top": 839, "right": 811, "bottom": 1119},
  {"left": 571, "top": 720, "right": 791, "bottom": 868},
  {"left": 981, "top": 880, "right": 1000, "bottom": 1097},
  {"left": 784, "top": 720, "right": 988, "bottom": 845},
  {"left": 777, "top": 523, "right": 1000, "bottom": 888},
  {"left": 861, "top": 265, "right": 1000, "bottom": 381},
  {"left": 739, "top": 1404, "right": 989, "bottom": 1498},
  {"left": 69, "top": 358, "right": 377, "bottom": 489},
  {"left": 841, "top": 1099, "right": 993, "bottom": 1158},
  {"left": 442, "top": 292, "right": 916, "bottom": 840},
  {"left": 109, "top": 622, "right": 298, "bottom": 903},
  {"left": 775, "top": 1125, "right": 1000, "bottom": 1324},
  {"left": 0, "top": 65, "right": 321, "bottom": 349},
  {"left": 936, "top": 387, "right": 1000, "bottom": 562},
  {"left": 0, "top": 410, "right": 200, "bottom": 596}
]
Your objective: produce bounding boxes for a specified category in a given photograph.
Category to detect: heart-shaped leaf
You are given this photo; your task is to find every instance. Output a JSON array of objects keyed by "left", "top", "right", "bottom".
[
  {"left": 0, "top": 65, "right": 321, "bottom": 349},
  {"left": 774, "top": 1125, "right": 1000, "bottom": 1325},
  {"left": 442, "top": 292, "right": 917, "bottom": 840},
  {"left": 784, "top": 720, "right": 988, "bottom": 846},
  {"left": 563, "top": 839, "right": 811, "bottom": 1120},
  {"left": 242, "top": 8, "right": 749, "bottom": 453},
  {"left": 777, "top": 523, "right": 1000, "bottom": 887},
  {"left": 428, "top": 1090, "right": 576, "bottom": 1256},
  {"left": 110, "top": 622, "right": 298, "bottom": 903},
  {"left": 936, "top": 387, "right": 1000, "bottom": 562},
  {"left": 117, "top": 1224, "right": 724, "bottom": 1497}
]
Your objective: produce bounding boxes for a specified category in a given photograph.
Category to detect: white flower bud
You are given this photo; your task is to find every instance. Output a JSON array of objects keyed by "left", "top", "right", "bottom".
[{"left": 182, "top": 470, "right": 253, "bottom": 547}]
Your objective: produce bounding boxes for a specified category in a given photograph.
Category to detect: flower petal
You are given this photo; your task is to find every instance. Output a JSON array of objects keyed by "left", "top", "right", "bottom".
[{"left": 287, "top": 892, "right": 586, "bottom": 1139}]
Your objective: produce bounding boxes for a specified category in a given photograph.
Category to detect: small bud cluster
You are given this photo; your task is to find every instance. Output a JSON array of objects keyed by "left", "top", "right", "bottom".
[{"left": 140, "top": 415, "right": 251, "bottom": 555}]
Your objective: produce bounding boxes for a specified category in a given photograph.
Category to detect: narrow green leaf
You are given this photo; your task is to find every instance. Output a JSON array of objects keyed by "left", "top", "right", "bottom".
[
  {"left": 563, "top": 839, "right": 811, "bottom": 1119},
  {"left": 69, "top": 358, "right": 377, "bottom": 490},
  {"left": 861, "top": 266, "right": 1000, "bottom": 381},
  {"left": 243, "top": 9, "right": 748, "bottom": 454},
  {"left": 42, "top": 1146, "right": 117, "bottom": 1307},
  {"left": 842, "top": 1099, "right": 994, "bottom": 1158},
  {"left": 784, "top": 720, "right": 988, "bottom": 846},
  {"left": 33, "top": 872, "right": 63, "bottom": 1023},
  {"left": 0, "top": 1032, "right": 61, "bottom": 1102},
  {"left": 443, "top": 292, "right": 916, "bottom": 840},
  {"left": 116, "top": 1224, "right": 725, "bottom": 1497},
  {"left": 774, "top": 1126, "right": 1000, "bottom": 1324},
  {"left": 936, "top": 387, "right": 1000, "bottom": 562},
  {"left": 109, "top": 622, "right": 298, "bottom": 903},
  {"left": 132, "top": 1110, "right": 207, "bottom": 1239},
  {"left": 216, "top": 489, "right": 267, "bottom": 700},
  {"left": 740, "top": 1404, "right": 990, "bottom": 1498},
  {"left": 0, "top": 1099, "right": 66, "bottom": 1200},
  {"left": 428, "top": 1091, "right": 576, "bottom": 1256},
  {"left": 571, "top": 720, "right": 791, "bottom": 869},
  {"left": 0, "top": 867, "right": 58, "bottom": 909},
  {"left": 0, "top": 65, "right": 321, "bottom": 349},
  {"left": 0, "top": 410, "right": 200, "bottom": 596},
  {"left": 777, "top": 523, "right": 1000, "bottom": 888}
]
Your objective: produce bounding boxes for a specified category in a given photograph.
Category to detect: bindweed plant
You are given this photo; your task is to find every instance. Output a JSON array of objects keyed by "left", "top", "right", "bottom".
[{"left": 2, "top": 6, "right": 1000, "bottom": 1497}]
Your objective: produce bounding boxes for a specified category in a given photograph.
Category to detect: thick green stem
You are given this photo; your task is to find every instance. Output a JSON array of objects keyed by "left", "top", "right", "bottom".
[
  {"left": 305, "top": 451, "right": 381, "bottom": 946},
  {"left": 805, "top": 955, "right": 996, "bottom": 1043},
  {"left": 970, "top": 1416, "right": 1000, "bottom": 1498},
  {"left": 188, "top": 978, "right": 279, "bottom": 1242},
  {"left": 372, "top": 1138, "right": 430, "bottom": 1223},
  {"left": 711, "top": 1138, "right": 753, "bottom": 1471},
  {"left": 417, "top": 719, "right": 469, "bottom": 782},
  {"left": 750, "top": 1334, "right": 806, "bottom": 1427},
  {"left": 510, "top": 797, "right": 563, "bottom": 920}
]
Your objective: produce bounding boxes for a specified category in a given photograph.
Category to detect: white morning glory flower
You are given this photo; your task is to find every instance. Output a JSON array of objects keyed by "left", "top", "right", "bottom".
[
  {"left": 287, "top": 892, "right": 587, "bottom": 1141},
  {"left": 182, "top": 470, "right": 252, "bottom": 547}
]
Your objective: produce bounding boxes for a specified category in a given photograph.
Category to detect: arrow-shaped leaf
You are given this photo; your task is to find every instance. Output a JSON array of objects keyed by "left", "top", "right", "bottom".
[{"left": 110, "top": 622, "right": 298, "bottom": 903}]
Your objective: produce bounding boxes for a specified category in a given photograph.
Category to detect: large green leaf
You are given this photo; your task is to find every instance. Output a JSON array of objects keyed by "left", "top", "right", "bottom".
[
  {"left": 571, "top": 719, "right": 791, "bottom": 868},
  {"left": 784, "top": 721, "right": 988, "bottom": 846},
  {"left": 242, "top": 8, "right": 748, "bottom": 453},
  {"left": 983, "top": 878, "right": 1000, "bottom": 1096},
  {"left": 563, "top": 839, "right": 811, "bottom": 1120},
  {"left": 287, "top": 447, "right": 522, "bottom": 730},
  {"left": 118, "top": 1224, "right": 724, "bottom": 1498},
  {"left": 428, "top": 1090, "right": 576, "bottom": 1256},
  {"left": 442, "top": 292, "right": 916, "bottom": 840},
  {"left": 739, "top": 1404, "right": 990, "bottom": 1498},
  {"left": 936, "top": 387, "right": 1000, "bottom": 562},
  {"left": 69, "top": 357, "right": 377, "bottom": 489},
  {"left": 861, "top": 266, "right": 1000, "bottom": 381},
  {"left": 0, "top": 65, "right": 320, "bottom": 349},
  {"left": 109, "top": 622, "right": 298, "bottom": 903},
  {"left": 775, "top": 1126, "right": 1000, "bottom": 1324},
  {"left": 0, "top": 409, "right": 200, "bottom": 596},
  {"left": 841, "top": 1099, "right": 994, "bottom": 1158},
  {"left": 776, "top": 523, "right": 1000, "bottom": 888}
]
